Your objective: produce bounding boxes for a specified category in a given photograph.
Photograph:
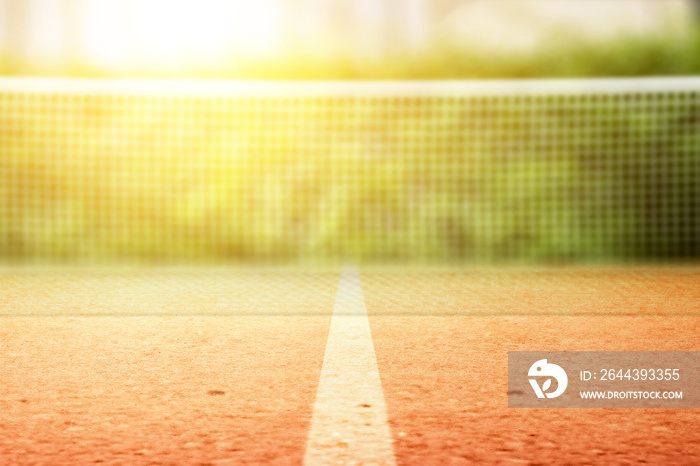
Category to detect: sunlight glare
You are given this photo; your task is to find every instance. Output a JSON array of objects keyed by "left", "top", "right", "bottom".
[{"left": 85, "top": 0, "right": 282, "bottom": 69}]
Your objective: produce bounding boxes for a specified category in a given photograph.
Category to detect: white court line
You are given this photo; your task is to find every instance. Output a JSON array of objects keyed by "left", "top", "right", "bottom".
[{"left": 304, "top": 267, "right": 396, "bottom": 466}]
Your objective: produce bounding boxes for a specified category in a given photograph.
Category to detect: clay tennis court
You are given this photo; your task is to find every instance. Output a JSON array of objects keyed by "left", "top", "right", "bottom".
[{"left": 1, "top": 266, "right": 699, "bottom": 465}]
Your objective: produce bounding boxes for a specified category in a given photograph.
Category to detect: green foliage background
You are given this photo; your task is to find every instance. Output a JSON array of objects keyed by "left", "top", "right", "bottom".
[
  {"left": 1, "top": 90, "right": 698, "bottom": 264},
  {"left": 4, "top": 27, "right": 700, "bottom": 80},
  {"left": 1, "top": 31, "right": 699, "bottom": 264}
]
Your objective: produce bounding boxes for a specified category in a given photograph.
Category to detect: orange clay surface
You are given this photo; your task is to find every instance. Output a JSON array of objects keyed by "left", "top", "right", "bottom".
[
  {"left": 0, "top": 269, "right": 337, "bottom": 465},
  {"left": 362, "top": 268, "right": 700, "bottom": 465},
  {"left": 1, "top": 267, "right": 699, "bottom": 465}
]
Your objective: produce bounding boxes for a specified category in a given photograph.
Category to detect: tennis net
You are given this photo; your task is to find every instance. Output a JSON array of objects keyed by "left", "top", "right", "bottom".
[{"left": 0, "top": 78, "right": 698, "bottom": 263}]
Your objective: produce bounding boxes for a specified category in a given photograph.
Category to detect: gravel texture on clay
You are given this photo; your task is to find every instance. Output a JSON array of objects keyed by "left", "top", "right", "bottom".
[
  {"left": 1, "top": 267, "right": 698, "bottom": 465},
  {"left": 1, "top": 269, "right": 337, "bottom": 465},
  {"left": 363, "top": 268, "right": 700, "bottom": 465}
]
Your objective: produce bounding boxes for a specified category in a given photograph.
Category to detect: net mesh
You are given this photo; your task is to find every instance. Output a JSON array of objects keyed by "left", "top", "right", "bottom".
[{"left": 0, "top": 79, "right": 698, "bottom": 264}]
